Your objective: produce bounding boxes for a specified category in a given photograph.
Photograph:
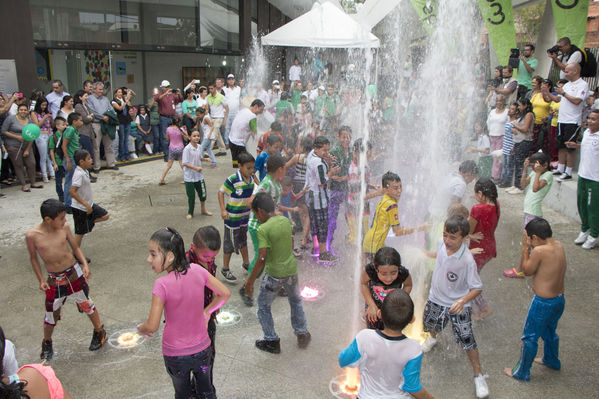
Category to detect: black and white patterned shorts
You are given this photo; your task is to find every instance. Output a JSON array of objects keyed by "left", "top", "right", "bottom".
[
  {"left": 423, "top": 299, "right": 477, "bottom": 351},
  {"left": 223, "top": 225, "right": 248, "bottom": 254},
  {"left": 308, "top": 206, "right": 329, "bottom": 243}
]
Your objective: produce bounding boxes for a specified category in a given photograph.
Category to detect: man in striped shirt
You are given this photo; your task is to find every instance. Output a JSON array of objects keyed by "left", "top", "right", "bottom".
[{"left": 218, "top": 152, "right": 255, "bottom": 281}]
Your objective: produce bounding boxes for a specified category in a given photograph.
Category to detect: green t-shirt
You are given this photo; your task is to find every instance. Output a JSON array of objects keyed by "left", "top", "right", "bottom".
[
  {"left": 329, "top": 145, "right": 352, "bottom": 191},
  {"left": 517, "top": 57, "right": 538, "bottom": 90},
  {"left": 148, "top": 98, "right": 160, "bottom": 125},
  {"left": 290, "top": 89, "right": 302, "bottom": 109},
  {"left": 258, "top": 215, "right": 297, "bottom": 278},
  {"left": 248, "top": 174, "right": 282, "bottom": 230},
  {"left": 62, "top": 126, "right": 80, "bottom": 159},
  {"left": 275, "top": 100, "right": 293, "bottom": 119},
  {"left": 48, "top": 131, "right": 63, "bottom": 167},
  {"left": 181, "top": 99, "right": 198, "bottom": 117},
  {"left": 523, "top": 170, "right": 553, "bottom": 216}
]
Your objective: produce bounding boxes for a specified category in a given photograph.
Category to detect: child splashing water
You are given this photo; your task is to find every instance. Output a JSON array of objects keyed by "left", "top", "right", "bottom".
[
  {"left": 468, "top": 178, "right": 500, "bottom": 320},
  {"left": 138, "top": 228, "right": 230, "bottom": 399}
]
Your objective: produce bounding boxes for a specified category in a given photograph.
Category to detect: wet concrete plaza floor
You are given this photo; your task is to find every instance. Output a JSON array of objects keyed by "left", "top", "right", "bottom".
[{"left": 0, "top": 156, "right": 598, "bottom": 398}]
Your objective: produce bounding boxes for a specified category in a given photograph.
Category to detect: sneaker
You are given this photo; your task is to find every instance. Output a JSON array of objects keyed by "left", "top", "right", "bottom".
[
  {"left": 420, "top": 336, "right": 437, "bottom": 353},
  {"left": 574, "top": 230, "right": 590, "bottom": 245},
  {"left": 474, "top": 374, "right": 489, "bottom": 398},
  {"left": 145, "top": 144, "right": 153, "bottom": 155},
  {"left": 90, "top": 175, "right": 98, "bottom": 183},
  {"left": 215, "top": 151, "right": 227, "bottom": 157},
  {"left": 106, "top": 165, "right": 119, "bottom": 170},
  {"left": 497, "top": 181, "right": 511, "bottom": 188},
  {"left": 221, "top": 268, "right": 237, "bottom": 282},
  {"left": 242, "top": 263, "right": 249, "bottom": 271},
  {"left": 89, "top": 326, "right": 106, "bottom": 351},
  {"left": 582, "top": 235, "right": 598, "bottom": 250},
  {"left": 507, "top": 187, "right": 523, "bottom": 195},
  {"left": 552, "top": 170, "right": 562, "bottom": 175},
  {"left": 504, "top": 186, "right": 517, "bottom": 193},
  {"left": 557, "top": 173, "right": 572, "bottom": 182},
  {"left": 319, "top": 252, "right": 338, "bottom": 262},
  {"left": 40, "top": 340, "right": 53, "bottom": 360},
  {"left": 255, "top": 338, "right": 281, "bottom": 354},
  {"left": 130, "top": 153, "right": 139, "bottom": 159},
  {"left": 297, "top": 332, "right": 311, "bottom": 349},
  {"left": 208, "top": 163, "right": 217, "bottom": 168},
  {"left": 239, "top": 287, "right": 254, "bottom": 306}
]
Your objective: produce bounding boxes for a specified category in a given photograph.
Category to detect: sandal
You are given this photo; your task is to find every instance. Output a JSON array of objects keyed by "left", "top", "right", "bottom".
[
  {"left": 503, "top": 268, "right": 525, "bottom": 279},
  {"left": 158, "top": 181, "right": 166, "bottom": 186},
  {"left": 31, "top": 185, "right": 44, "bottom": 189}
]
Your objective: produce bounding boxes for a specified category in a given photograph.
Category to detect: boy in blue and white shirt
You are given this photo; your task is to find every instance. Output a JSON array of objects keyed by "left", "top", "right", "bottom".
[{"left": 339, "top": 289, "right": 434, "bottom": 399}]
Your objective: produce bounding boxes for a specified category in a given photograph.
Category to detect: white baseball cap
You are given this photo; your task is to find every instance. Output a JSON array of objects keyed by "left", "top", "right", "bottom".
[
  {"left": 161, "top": 80, "right": 171, "bottom": 87},
  {"left": 227, "top": 74, "right": 235, "bottom": 79},
  {"left": 272, "top": 80, "right": 280, "bottom": 85},
  {"left": 318, "top": 85, "right": 325, "bottom": 91}
]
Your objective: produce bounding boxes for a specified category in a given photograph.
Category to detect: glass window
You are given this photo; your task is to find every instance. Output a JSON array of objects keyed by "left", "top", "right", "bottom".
[
  {"left": 136, "top": 0, "right": 199, "bottom": 47},
  {"left": 199, "top": 0, "right": 240, "bottom": 51}
]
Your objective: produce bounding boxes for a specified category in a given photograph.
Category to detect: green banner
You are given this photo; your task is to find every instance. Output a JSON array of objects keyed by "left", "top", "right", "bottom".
[
  {"left": 409, "top": 0, "right": 438, "bottom": 35},
  {"left": 551, "top": 0, "right": 590, "bottom": 48},
  {"left": 478, "top": 0, "right": 517, "bottom": 66}
]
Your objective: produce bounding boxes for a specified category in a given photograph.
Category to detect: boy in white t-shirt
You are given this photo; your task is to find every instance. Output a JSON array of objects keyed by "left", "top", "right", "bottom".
[
  {"left": 339, "top": 289, "right": 435, "bottom": 399},
  {"left": 421, "top": 215, "right": 489, "bottom": 399},
  {"left": 69, "top": 149, "right": 110, "bottom": 252}
]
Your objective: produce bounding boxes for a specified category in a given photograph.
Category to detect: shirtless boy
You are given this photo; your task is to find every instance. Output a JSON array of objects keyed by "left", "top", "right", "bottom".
[
  {"left": 504, "top": 218, "right": 566, "bottom": 381},
  {"left": 25, "top": 199, "right": 106, "bottom": 361}
]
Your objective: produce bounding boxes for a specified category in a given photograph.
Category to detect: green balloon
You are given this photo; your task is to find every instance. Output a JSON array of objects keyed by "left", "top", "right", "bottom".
[{"left": 22, "top": 123, "right": 41, "bottom": 141}]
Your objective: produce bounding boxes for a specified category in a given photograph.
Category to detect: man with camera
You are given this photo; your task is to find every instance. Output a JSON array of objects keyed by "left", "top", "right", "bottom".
[
  {"left": 153, "top": 80, "right": 183, "bottom": 160},
  {"left": 548, "top": 37, "right": 583, "bottom": 80},
  {"left": 493, "top": 66, "right": 518, "bottom": 107},
  {"left": 517, "top": 44, "right": 537, "bottom": 100}
]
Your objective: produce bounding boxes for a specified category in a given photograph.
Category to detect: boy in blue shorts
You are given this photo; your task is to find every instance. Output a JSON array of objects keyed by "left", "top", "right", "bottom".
[
  {"left": 339, "top": 289, "right": 435, "bottom": 399},
  {"left": 217, "top": 151, "right": 255, "bottom": 281},
  {"left": 421, "top": 215, "right": 489, "bottom": 399}
]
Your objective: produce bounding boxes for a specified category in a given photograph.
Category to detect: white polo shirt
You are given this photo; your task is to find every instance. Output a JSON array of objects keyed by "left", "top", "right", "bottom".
[
  {"left": 578, "top": 128, "right": 599, "bottom": 182},
  {"left": 228, "top": 108, "right": 257, "bottom": 147},
  {"left": 558, "top": 78, "right": 589, "bottom": 125},
  {"left": 428, "top": 239, "right": 483, "bottom": 307}
]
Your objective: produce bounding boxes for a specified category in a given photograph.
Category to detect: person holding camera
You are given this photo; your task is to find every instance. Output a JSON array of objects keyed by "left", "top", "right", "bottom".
[
  {"left": 548, "top": 37, "right": 583, "bottom": 80},
  {"left": 517, "top": 44, "right": 537, "bottom": 100},
  {"left": 154, "top": 80, "right": 183, "bottom": 160}
]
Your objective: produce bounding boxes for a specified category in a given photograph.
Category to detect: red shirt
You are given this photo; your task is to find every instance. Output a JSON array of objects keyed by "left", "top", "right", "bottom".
[
  {"left": 153, "top": 92, "right": 182, "bottom": 116},
  {"left": 256, "top": 131, "right": 283, "bottom": 155},
  {"left": 469, "top": 203, "right": 500, "bottom": 266}
]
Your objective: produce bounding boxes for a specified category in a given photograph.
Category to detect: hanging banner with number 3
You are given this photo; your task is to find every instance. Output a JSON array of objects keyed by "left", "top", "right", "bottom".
[
  {"left": 478, "top": 0, "right": 517, "bottom": 65},
  {"left": 551, "top": 0, "right": 589, "bottom": 48}
]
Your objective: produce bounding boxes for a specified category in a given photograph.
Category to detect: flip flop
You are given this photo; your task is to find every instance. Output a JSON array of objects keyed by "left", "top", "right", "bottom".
[
  {"left": 503, "top": 268, "right": 525, "bottom": 278},
  {"left": 30, "top": 185, "right": 44, "bottom": 189}
]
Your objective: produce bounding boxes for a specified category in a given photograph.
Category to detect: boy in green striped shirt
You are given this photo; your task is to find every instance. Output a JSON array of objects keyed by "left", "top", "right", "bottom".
[{"left": 218, "top": 151, "right": 255, "bottom": 281}]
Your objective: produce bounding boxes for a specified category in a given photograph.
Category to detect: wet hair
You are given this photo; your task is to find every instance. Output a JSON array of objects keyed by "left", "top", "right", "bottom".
[
  {"left": 381, "top": 171, "right": 401, "bottom": 188},
  {"left": 518, "top": 98, "right": 534, "bottom": 117},
  {"left": 67, "top": 112, "right": 82, "bottom": 125},
  {"left": 281, "top": 175, "right": 293, "bottom": 188},
  {"left": 266, "top": 134, "right": 282, "bottom": 147},
  {"left": 266, "top": 154, "right": 285, "bottom": 174},
  {"left": 300, "top": 137, "right": 313, "bottom": 153},
  {"left": 251, "top": 192, "right": 275, "bottom": 213},
  {"left": 380, "top": 289, "right": 414, "bottom": 331},
  {"left": 525, "top": 218, "right": 552, "bottom": 239},
  {"left": 353, "top": 137, "right": 372, "bottom": 153},
  {"left": 373, "top": 247, "right": 402, "bottom": 269},
  {"left": 73, "top": 90, "right": 86, "bottom": 105},
  {"left": 529, "top": 151, "right": 550, "bottom": 169},
  {"left": 237, "top": 151, "right": 255, "bottom": 166},
  {"left": 250, "top": 99, "right": 264, "bottom": 107},
  {"left": 447, "top": 203, "right": 469, "bottom": 219},
  {"left": 474, "top": 178, "right": 499, "bottom": 218},
  {"left": 459, "top": 160, "right": 479, "bottom": 176},
  {"left": 192, "top": 225, "right": 221, "bottom": 251},
  {"left": 150, "top": 227, "right": 190, "bottom": 275},
  {"left": 40, "top": 198, "right": 67, "bottom": 220},
  {"left": 313, "top": 136, "right": 330, "bottom": 149},
  {"left": 33, "top": 97, "right": 49, "bottom": 114},
  {"left": 74, "top": 149, "right": 91, "bottom": 166},
  {"left": 284, "top": 135, "right": 297, "bottom": 150},
  {"left": 270, "top": 121, "right": 282, "bottom": 132},
  {"left": 338, "top": 125, "right": 352, "bottom": 136},
  {"left": 59, "top": 95, "right": 73, "bottom": 108},
  {"left": 0, "top": 325, "right": 29, "bottom": 398},
  {"left": 444, "top": 215, "right": 470, "bottom": 238}
]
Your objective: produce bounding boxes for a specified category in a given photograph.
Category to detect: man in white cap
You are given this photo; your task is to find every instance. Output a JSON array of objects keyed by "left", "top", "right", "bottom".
[
  {"left": 302, "top": 82, "right": 318, "bottom": 111},
  {"left": 267, "top": 80, "right": 281, "bottom": 115},
  {"left": 153, "top": 80, "right": 183, "bottom": 159},
  {"left": 223, "top": 74, "right": 241, "bottom": 150}
]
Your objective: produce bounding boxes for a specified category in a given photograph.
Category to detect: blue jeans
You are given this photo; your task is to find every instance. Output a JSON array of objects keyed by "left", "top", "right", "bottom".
[
  {"left": 163, "top": 347, "right": 215, "bottom": 399},
  {"left": 514, "top": 140, "right": 532, "bottom": 189},
  {"left": 151, "top": 124, "right": 161, "bottom": 152},
  {"left": 118, "top": 123, "right": 131, "bottom": 160},
  {"left": 55, "top": 165, "right": 65, "bottom": 202},
  {"left": 501, "top": 153, "right": 515, "bottom": 185},
  {"left": 159, "top": 115, "right": 172, "bottom": 159},
  {"left": 79, "top": 135, "right": 94, "bottom": 162},
  {"left": 511, "top": 295, "right": 565, "bottom": 381},
  {"left": 129, "top": 129, "right": 144, "bottom": 152},
  {"left": 200, "top": 138, "right": 216, "bottom": 165},
  {"left": 223, "top": 112, "right": 236, "bottom": 146},
  {"left": 257, "top": 274, "right": 308, "bottom": 341},
  {"left": 63, "top": 158, "right": 75, "bottom": 208}
]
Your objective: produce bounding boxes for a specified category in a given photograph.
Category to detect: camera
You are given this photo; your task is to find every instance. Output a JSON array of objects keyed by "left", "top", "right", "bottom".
[
  {"left": 547, "top": 45, "right": 560, "bottom": 55},
  {"left": 508, "top": 48, "right": 520, "bottom": 69}
]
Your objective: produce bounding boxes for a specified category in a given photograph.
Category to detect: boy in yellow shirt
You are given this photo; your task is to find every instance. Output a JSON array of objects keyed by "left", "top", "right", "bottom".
[{"left": 363, "top": 172, "right": 429, "bottom": 260}]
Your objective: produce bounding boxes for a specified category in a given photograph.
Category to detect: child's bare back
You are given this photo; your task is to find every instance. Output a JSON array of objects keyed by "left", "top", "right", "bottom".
[
  {"left": 526, "top": 238, "right": 566, "bottom": 299},
  {"left": 26, "top": 222, "right": 77, "bottom": 274}
]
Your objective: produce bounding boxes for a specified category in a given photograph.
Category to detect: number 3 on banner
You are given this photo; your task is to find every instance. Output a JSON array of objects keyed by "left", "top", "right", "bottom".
[
  {"left": 486, "top": 0, "right": 505, "bottom": 25},
  {"left": 556, "top": 0, "right": 579, "bottom": 9}
]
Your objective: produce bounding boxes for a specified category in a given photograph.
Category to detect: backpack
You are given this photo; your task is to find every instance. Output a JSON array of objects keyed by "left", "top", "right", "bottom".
[
  {"left": 53, "top": 131, "right": 64, "bottom": 160},
  {"left": 571, "top": 45, "right": 598, "bottom": 78}
]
